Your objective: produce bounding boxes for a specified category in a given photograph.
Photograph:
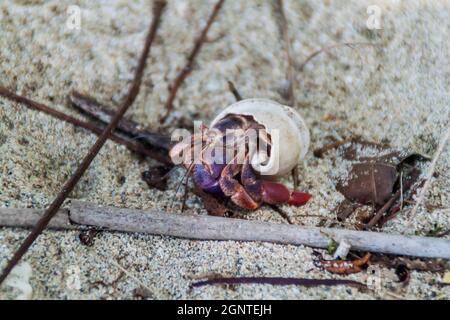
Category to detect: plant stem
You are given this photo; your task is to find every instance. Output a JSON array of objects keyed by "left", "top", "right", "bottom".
[{"left": 161, "top": 0, "right": 225, "bottom": 121}]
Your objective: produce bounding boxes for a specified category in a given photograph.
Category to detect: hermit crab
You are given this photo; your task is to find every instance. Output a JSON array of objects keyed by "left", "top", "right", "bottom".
[{"left": 169, "top": 99, "right": 311, "bottom": 210}]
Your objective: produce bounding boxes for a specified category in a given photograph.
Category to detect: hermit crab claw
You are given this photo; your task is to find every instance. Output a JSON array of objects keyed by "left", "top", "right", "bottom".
[{"left": 261, "top": 181, "right": 311, "bottom": 206}]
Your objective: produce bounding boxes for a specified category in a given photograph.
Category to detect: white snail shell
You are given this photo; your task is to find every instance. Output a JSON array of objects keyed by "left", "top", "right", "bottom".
[{"left": 210, "top": 98, "right": 310, "bottom": 178}]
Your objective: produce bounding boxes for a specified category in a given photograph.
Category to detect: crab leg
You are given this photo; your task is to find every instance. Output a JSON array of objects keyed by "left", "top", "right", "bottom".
[
  {"left": 219, "top": 155, "right": 311, "bottom": 210},
  {"left": 193, "top": 164, "right": 224, "bottom": 196},
  {"left": 240, "top": 156, "right": 262, "bottom": 203},
  {"left": 219, "top": 157, "right": 261, "bottom": 210}
]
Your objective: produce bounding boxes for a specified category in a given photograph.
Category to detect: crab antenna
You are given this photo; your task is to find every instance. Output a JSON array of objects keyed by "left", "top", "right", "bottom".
[{"left": 170, "top": 162, "right": 195, "bottom": 211}]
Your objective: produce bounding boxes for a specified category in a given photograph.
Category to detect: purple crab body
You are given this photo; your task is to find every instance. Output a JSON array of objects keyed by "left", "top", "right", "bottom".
[
  {"left": 193, "top": 163, "right": 224, "bottom": 196},
  {"left": 192, "top": 115, "right": 244, "bottom": 196}
]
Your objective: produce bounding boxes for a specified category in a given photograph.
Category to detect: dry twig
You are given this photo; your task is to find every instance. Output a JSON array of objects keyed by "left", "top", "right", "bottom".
[
  {"left": 407, "top": 127, "right": 450, "bottom": 227},
  {"left": 298, "top": 42, "right": 377, "bottom": 72},
  {"left": 366, "top": 190, "right": 401, "bottom": 228},
  {"left": 191, "top": 276, "right": 366, "bottom": 289},
  {"left": 313, "top": 136, "right": 388, "bottom": 158},
  {"left": 161, "top": 0, "right": 225, "bottom": 121},
  {"left": 227, "top": 80, "right": 243, "bottom": 101},
  {"left": 273, "top": 0, "right": 296, "bottom": 106}
]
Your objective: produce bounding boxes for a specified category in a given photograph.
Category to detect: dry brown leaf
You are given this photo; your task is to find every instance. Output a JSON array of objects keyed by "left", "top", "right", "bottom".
[{"left": 337, "top": 163, "right": 398, "bottom": 205}]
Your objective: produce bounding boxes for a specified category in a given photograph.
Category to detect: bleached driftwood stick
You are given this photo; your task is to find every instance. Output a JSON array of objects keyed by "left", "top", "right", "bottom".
[
  {"left": 0, "top": 207, "right": 76, "bottom": 230},
  {"left": 1, "top": 200, "right": 449, "bottom": 259}
]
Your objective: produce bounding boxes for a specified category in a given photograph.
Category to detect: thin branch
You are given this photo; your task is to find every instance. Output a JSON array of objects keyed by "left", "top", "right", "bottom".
[
  {"left": 377, "top": 179, "right": 426, "bottom": 227},
  {"left": 69, "top": 201, "right": 450, "bottom": 259},
  {"left": 0, "top": 0, "right": 167, "bottom": 286},
  {"left": 273, "top": 0, "right": 296, "bottom": 106},
  {"left": 298, "top": 42, "right": 377, "bottom": 72},
  {"left": 227, "top": 80, "right": 242, "bottom": 101},
  {"left": 366, "top": 190, "right": 401, "bottom": 228},
  {"left": 69, "top": 91, "right": 171, "bottom": 152},
  {"left": 313, "top": 136, "right": 388, "bottom": 158},
  {"left": 161, "top": 0, "right": 225, "bottom": 121},
  {"left": 367, "top": 173, "right": 424, "bottom": 228},
  {"left": 313, "top": 138, "right": 354, "bottom": 158},
  {"left": 269, "top": 204, "right": 294, "bottom": 225},
  {"left": 191, "top": 276, "right": 366, "bottom": 289},
  {"left": 69, "top": 91, "right": 145, "bottom": 136},
  {"left": 0, "top": 86, "right": 162, "bottom": 160},
  {"left": 407, "top": 127, "right": 450, "bottom": 226}
]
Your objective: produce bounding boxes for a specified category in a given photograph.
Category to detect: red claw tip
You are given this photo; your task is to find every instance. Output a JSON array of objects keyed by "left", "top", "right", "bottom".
[
  {"left": 288, "top": 192, "right": 312, "bottom": 206},
  {"left": 261, "top": 181, "right": 312, "bottom": 207}
]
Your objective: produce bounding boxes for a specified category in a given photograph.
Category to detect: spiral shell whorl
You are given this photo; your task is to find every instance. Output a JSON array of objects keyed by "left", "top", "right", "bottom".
[{"left": 210, "top": 99, "right": 310, "bottom": 178}]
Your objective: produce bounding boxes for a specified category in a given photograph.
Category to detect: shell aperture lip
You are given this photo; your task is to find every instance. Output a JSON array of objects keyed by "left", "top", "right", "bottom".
[{"left": 210, "top": 98, "right": 310, "bottom": 178}]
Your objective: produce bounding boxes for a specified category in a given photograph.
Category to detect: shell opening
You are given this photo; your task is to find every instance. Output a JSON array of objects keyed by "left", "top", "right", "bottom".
[{"left": 210, "top": 99, "right": 310, "bottom": 178}]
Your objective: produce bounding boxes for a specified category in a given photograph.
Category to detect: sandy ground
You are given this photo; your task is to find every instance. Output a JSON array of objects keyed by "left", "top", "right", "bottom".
[{"left": 0, "top": 0, "right": 449, "bottom": 299}]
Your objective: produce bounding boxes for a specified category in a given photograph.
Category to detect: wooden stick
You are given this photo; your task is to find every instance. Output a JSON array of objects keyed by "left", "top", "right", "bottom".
[
  {"left": 0, "top": 208, "right": 76, "bottom": 230},
  {"left": 1, "top": 201, "right": 449, "bottom": 259},
  {"left": 69, "top": 201, "right": 450, "bottom": 259}
]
